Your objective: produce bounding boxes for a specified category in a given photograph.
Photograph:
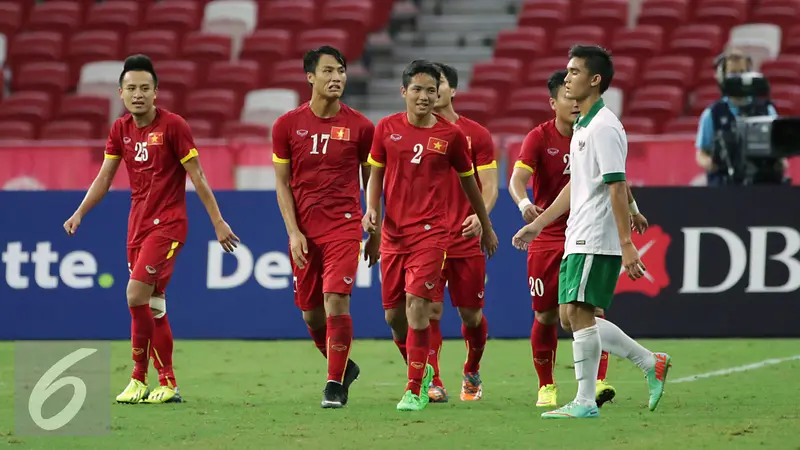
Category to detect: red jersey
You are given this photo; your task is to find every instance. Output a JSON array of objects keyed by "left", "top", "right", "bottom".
[
  {"left": 104, "top": 108, "right": 196, "bottom": 248},
  {"left": 515, "top": 119, "right": 571, "bottom": 250},
  {"left": 272, "top": 102, "right": 374, "bottom": 244},
  {"left": 369, "top": 113, "right": 474, "bottom": 254},
  {"left": 446, "top": 116, "right": 496, "bottom": 258}
]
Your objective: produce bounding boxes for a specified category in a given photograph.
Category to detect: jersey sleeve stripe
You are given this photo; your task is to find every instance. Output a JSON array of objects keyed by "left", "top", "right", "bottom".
[
  {"left": 180, "top": 148, "right": 199, "bottom": 164},
  {"left": 513, "top": 160, "right": 534, "bottom": 173},
  {"left": 272, "top": 154, "right": 290, "bottom": 164},
  {"left": 104, "top": 153, "right": 121, "bottom": 160},
  {"left": 602, "top": 172, "right": 626, "bottom": 183},
  {"left": 367, "top": 155, "right": 385, "bottom": 168},
  {"left": 476, "top": 161, "right": 498, "bottom": 171},
  {"left": 458, "top": 167, "right": 475, "bottom": 178},
  {"left": 361, "top": 161, "right": 370, "bottom": 167}
]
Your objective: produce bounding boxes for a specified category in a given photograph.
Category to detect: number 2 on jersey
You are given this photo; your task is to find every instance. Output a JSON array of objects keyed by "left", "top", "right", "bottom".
[
  {"left": 563, "top": 153, "right": 571, "bottom": 175},
  {"left": 310, "top": 133, "right": 330, "bottom": 155},
  {"left": 410, "top": 143, "right": 423, "bottom": 164}
]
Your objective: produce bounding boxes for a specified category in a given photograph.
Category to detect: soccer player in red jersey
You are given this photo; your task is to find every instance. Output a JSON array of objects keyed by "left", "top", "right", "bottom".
[
  {"left": 272, "top": 46, "right": 374, "bottom": 409},
  {"left": 426, "top": 63, "right": 498, "bottom": 403},
  {"left": 63, "top": 54, "right": 239, "bottom": 404},
  {"left": 362, "top": 60, "right": 498, "bottom": 411}
]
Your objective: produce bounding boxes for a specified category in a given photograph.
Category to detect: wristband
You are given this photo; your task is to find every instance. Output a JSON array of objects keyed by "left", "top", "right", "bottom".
[
  {"left": 518, "top": 198, "right": 532, "bottom": 213},
  {"left": 629, "top": 200, "right": 640, "bottom": 216}
]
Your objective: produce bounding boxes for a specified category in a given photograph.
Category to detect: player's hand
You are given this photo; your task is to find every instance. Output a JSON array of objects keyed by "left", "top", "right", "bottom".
[
  {"left": 462, "top": 214, "right": 482, "bottom": 238},
  {"left": 622, "top": 241, "right": 646, "bottom": 280},
  {"left": 630, "top": 213, "right": 649, "bottom": 235},
  {"left": 215, "top": 220, "right": 240, "bottom": 253},
  {"left": 363, "top": 234, "right": 381, "bottom": 267},
  {"left": 289, "top": 230, "right": 308, "bottom": 269},
  {"left": 512, "top": 222, "right": 542, "bottom": 251},
  {"left": 481, "top": 227, "right": 499, "bottom": 258},
  {"left": 522, "top": 204, "right": 544, "bottom": 224},
  {"left": 63, "top": 214, "right": 81, "bottom": 236},
  {"left": 362, "top": 209, "right": 379, "bottom": 234}
]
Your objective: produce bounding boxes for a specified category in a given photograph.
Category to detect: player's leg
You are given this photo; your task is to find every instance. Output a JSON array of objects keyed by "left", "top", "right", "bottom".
[
  {"left": 593, "top": 307, "right": 616, "bottom": 407},
  {"left": 381, "top": 253, "right": 409, "bottom": 363},
  {"left": 449, "top": 256, "right": 488, "bottom": 402},
  {"left": 291, "top": 242, "right": 327, "bottom": 357},
  {"left": 529, "top": 249, "right": 561, "bottom": 407},
  {"left": 427, "top": 300, "right": 447, "bottom": 402},
  {"left": 319, "top": 240, "right": 361, "bottom": 408}
]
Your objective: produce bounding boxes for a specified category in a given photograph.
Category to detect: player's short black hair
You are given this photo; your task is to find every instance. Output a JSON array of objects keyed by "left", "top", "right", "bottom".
[
  {"left": 119, "top": 54, "right": 158, "bottom": 87},
  {"left": 402, "top": 60, "right": 441, "bottom": 88},
  {"left": 303, "top": 46, "right": 347, "bottom": 73},
  {"left": 434, "top": 62, "right": 458, "bottom": 89},
  {"left": 547, "top": 69, "right": 568, "bottom": 98},
  {"left": 568, "top": 45, "right": 614, "bottom": 93}
]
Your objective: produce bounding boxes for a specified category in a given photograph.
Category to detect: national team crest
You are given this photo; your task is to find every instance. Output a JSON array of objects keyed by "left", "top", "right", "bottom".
[
  {"left": 427, "top": 137, "right": 448, "bottom": 154},
  {"left": 148, "top": 132, "right": 163, "bottom": 146},
  {"left": 331, "top": 126, "right": 351, "bottom": 141}
]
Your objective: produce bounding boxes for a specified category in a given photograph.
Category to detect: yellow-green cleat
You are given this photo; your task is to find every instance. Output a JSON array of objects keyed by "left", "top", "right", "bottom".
[
  {"left": 116, "top": 379, "right": 149, "bottom": 404},
  {"left": 141, "top": 386, "right": 183, "bottom": 404}
]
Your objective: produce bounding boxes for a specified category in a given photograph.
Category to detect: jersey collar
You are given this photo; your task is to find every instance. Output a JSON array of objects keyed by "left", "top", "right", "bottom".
[{"left": 573, "top": 98, "right": 605, "bottom": 130}]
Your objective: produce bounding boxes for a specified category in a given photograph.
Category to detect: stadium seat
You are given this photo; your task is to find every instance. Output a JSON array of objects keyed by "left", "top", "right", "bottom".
[
  {"left": 611, "top": 25, "right": 664, "bottom": 61},
  {"left": 7, "top": 32, "right": 64, "bottom": 78},
  {"left": 603, "top": 87, "right": 624, "bottom": 117},
  {"left": 469, "top": 59, "right": 524, "bottom": 103},
  {"left": 84, "top": 1, "right": 141, "bottom": 37},
  {"left": 525, "top": 57, "right": 569, "bottom": 90},
  {"left": 220, "top": 121, "right": 270, "bottom": 142},
  {"left": 663, "top": 116, "right": 702, "bottom": 134},
  {"left": 155, "top": 60, "right": 199, "bottom": 115},
  {"left": 154, "top": 90, "right": 178, "bottom": 113},
  {"left": 486, "top": 117, "right": 535, "bottom": 136},
  {"left": 240, "top": 88, "right": 299, "bottom": 127},
  {"left": 182, "top": 89, "right": 238, "bottom": 135},
  {"left": 693, "top": 0, "right": 749, "bottom": 32},
  {"left": 12, "top": 62, "right": 69, "bottom": 100},
  {"left": 626, "top": 86, "right": 685, "bottom": 131},
  {"left": 493, "top": 27, "right": 548, "bottom": 61},
  {"left": 186, "top": 118, "right": 214, "bottom": 138},
  {"left": 576, "top": 0, "right": 628, "bottom": 35},
  {"left": 727, "top": 24, "right": 782, "bottom": 69},
  {"left": 641, "top": 56, "right": 695, "bottom": 90},
  {"left": 316, "top": 1, "right": 371, "bottom": 61},
  {"left": 76, "top": 61, "right": 124, "bottom": 120},
  {"left": 693, "top": 56, "right": 719, "bottom": 89},
  {"left": 622, "top": 117, "right": 656, "bottom": 135},
  {"left": 25, "top": 1, "right": 83, "bottom": 36},
  {"left": 257, "top": 1, "right": 316, "bottom": 36},
  {"left": 54, "top": 94, "right": 111, "bottom": 134},
  {"left": 240, "top": 29, "right": 292, "bottom": 64},
  {"left": 688, "top": 84, "right": 721, "bottom": 115},
  {"left": 126, "top": 30, "right": 180, "bottom": 61},
  {"left": 202, "top": 0, "right": 257, "bottom": 59},
  {"left": 181, "top": 32, "right": 233, "bottom": 81},
  {"left": 452, "top": 88, "right": 499, "bottom": 126},
  {"left": 40, "top": 119, "right": 96, "bottom": 140},
  {"left": 518, "top": 0, "right": 569, "bottom": 32},
  {"left": 0, "top": 2, "right": 23, "bottom": 39},
  {"left": 205, "top": 60, "right": 260, "bottom": 112},
  {"left": 268, "top": 60, "right": 313, "bottom": 103},
  {"left": 67, "top": 31, "right": 123, "bottom": 87},
  {"left": 608, "top": 55, "right": 638, "bottom": 92},
  {"left": 0, "top": 92, "right": 53, "bottom": 134},
  {"left": 760, "top": 54, "right": 800, "bottom": 83},
  {"left": 768, "top": 84, "right": 800, "bottom": 115},
  {"left": 503, "top": 88, "right": 553, "bottom": 126},
  {"left": 667, "top": 24, "right": 725, "bottom": 61},
  {"left": 550, "top": 26, "right": 606, "bottom": 57},
  {"left": 636, "top": 0, "right": 689, "bottom": 36},
  {"left": 294, "top": 29, "right": 349, "bottom": 60},
  {"left": 143, "top": 1, "right": 203, "bottom": 37},
  {"left": 0, "top": 120, "right": 36, "bottom": 140},
  {"left": 781, "top": 25, "right": 800, "bottom": 54},
  {"left": 751, "top": 0, "right": 800, "bottom": 31}
]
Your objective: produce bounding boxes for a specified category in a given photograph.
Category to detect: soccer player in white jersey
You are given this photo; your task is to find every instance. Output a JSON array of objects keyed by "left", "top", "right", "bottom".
[{"left": 512, "top": 45, "right": 672, "bottom": 419}]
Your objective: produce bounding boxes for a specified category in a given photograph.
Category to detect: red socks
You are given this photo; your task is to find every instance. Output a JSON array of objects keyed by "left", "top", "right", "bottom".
[
  {"left": 462, "top": 315, "right": 488, "bottom": 374},
  {"left": 129, "top": 305, "right": 154, "bottom": 383},
  {"left": 597, "top": 314, "right": 610, "bottom": 380},
  {"left": 326, "top": 315, "right": 353, "bottom": 383},
  {"left": 531, "top": 319, "right": 558, "bottom": 387},
  {"left": 307, "top": 325, "right": 327, "bottom": 357},
  {"left": 150, "top": 314, "right": 176, "bottom": 388},
  {"left": 428, "top": 319, "right": 443, "bottom": 386},
  {"left": 405, "top": 327, "right": 430, "bottom": 396},
  {"left": 394, "top": 336, "right": 408, "bottom": 363}
]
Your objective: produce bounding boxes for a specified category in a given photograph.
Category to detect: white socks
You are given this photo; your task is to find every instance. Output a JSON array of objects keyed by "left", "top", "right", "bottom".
[
  {"left": 572, "top": 325, "right": 601, "bottom": 407},
  {"left": 595, "top": 317, "right": 655, "bottom": 373}
]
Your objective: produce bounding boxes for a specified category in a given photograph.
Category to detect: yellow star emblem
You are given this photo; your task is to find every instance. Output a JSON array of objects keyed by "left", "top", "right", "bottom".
[
  {"left": 337, "top": 129, "right": 344, "bottom": 139},
  {"left": 434, "top": 141, "right": 442, "bottom": 150}
]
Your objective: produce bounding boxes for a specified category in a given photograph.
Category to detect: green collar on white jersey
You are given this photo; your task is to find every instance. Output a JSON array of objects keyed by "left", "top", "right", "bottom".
[{"left": 573, "top": 98, "right": 605, "bottom": 130}]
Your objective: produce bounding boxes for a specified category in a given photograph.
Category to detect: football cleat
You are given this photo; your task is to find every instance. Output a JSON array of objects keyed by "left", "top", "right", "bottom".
[{"left": 116, "top": 379, "right": 149, "bottom": 404}]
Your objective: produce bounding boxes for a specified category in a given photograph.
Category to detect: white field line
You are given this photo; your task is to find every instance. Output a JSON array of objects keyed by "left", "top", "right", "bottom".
[{"left": 671, "top": 355, "right": 800, "bottom": 383}]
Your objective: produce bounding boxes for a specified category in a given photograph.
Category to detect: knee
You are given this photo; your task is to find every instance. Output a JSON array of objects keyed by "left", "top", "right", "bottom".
[
  {"left": 384, "top": 308, "right": 406, "bottom": 331},
  {"left": 126, "top": 281, "right": 151, "bottom": 307},
  {"left": 406, "top": 294, "right": 428, "bottom": 318},
  {"left": 457, "top": 307, "right": 482, "bottom": 328},
  {"left": 535, "top": 309, "right": 559, "bottom": 326},
  {"left": 324, "top": 293, "right": 350, "bottom": 316},
  {"left": 430, "top": 302, "right": 444, "bottom": 320},
  {"left": 560, "top": 317, "right": 572, "bottom": 333},
  {"left": 302, "top": 307, "right": 326, "bottom": 329}
]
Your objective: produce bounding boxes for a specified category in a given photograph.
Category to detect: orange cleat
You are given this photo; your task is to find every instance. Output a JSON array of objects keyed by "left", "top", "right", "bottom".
[{"left": 460, "top": 372, "right": 483, "bottom": 401}]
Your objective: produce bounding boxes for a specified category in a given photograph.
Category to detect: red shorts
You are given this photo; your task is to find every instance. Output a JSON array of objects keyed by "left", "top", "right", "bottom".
[
  {"left": 527, "top": 247, "right": 563, "bottom": 312},
  {"left": 291, "top": 239, "right": 360, "bottom": 311},
  {"left": 380, "top": 248, "right": 447, "bottom": 310},
  {"left": 128, "top": 234, "right": 184, "bottom": 296},
  {"left": 441, "top": 255, "right": 486, "bottom": 309}
]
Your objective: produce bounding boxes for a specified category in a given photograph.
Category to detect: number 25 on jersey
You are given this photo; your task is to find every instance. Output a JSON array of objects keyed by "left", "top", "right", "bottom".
[{"left": 134, "top": 142, "right": 149, "bottom": 162}]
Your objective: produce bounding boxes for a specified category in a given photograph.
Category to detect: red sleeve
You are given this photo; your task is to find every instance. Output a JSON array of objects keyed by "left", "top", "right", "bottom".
[
  {"left": 473, "top": 125, "right": 496, "bottom": 171},
  {"left": 515, "top": 127, "right": 543, "bottom": 173},
  {"left": 358, "top": 118, "right": 375, "bottom": 165},
  {"left": 368, "top": 118, "right": 387, "bottom": 167},
  {"left": 104, "top": 120, "right": 122, "bottom": 160},
  {"left": 170, "top": 115, "right": 199, "bottom": 164},
  {"left": 449, "top": 128, "right": 474, "bottom": 176},
  {"left": 271, "top": 114, "right": 291, "bottom": 164}
]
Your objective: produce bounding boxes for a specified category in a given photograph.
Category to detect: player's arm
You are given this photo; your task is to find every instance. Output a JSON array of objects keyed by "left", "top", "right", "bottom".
[
  {"left": 453, "top": 132, "right": 498, "bottom": 256},
  {"left": 474, "top": 129, "right": 499, "bottom": 213},
  {"left": 512, "top": 181, "right": 570, "bottom": 250},
  {"left": 509, "top": 129, "right": 543, "bottom": 223},
  {"left": 181, "top": 153, "right": 239, "bottom": 252},
  {"left": 271, "top": 117, "right": 309, "bottom": 267},
  {"left": 359, "top": 121, "right": 376, "bottom": 191}
]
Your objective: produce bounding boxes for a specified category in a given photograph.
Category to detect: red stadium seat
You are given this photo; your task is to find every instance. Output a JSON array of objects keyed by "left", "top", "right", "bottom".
[
  {"left": 186, "top": 118, "right": 214, "bottom": 138},
  {"left": 205, "top": 60, "right": 260, "bottom": 112},
  {"left": 611, "top": 25, "right": 664, "bottom": 61},
  {"left": 769, "top": 84, "right": 800, "bottom": 115},
  {"left": 221, "top": 121, "right": 270, "bottom": 142},
  {"left": 470, "top": 59, "right": 524, "bottom": 103},
  {"left": 486, "top": 117, "right": 535, "bottom": 136},
  {"left": 610, "top": 56, "right": 639, "bottom": 92},
  {"left": 143, "top": 1, "right": 202, "bottom": 37},
  {"left": 268, "top": 60, "right": 312, "bottom": 104},
  {"left": 518, "top": 0, "right": 569, "bottom": 32},
  {"left": 84, "top": 1, "right": 141, "bottom": 37},
  {"left": 182, "top": 89, "right": 238, "bottom": 136},
  {"left": 294, "top": 29, "right": 349, "bottom": 60},
  {"left": 26, "top": 1, "right": 83, "bottom": 36},
  {"left": 663, "top": 116, "right": 702, "bottom": 134},
  {"left": 693, "top": 0, "right": 748, "bottom": 33},
  {"left": 13, "top": 62, "right": 70, "bottom": 99},
  {"left": 780, "top": 25, "right": 800, "bottom": 54},
  {"left": 453, "top": 88, "right": 499, "bottom": 126},
  {"left": 0, "top": 92, "right": 53, "bottom": 134},
  {"left": 751, "top": 0, "right": 800, "bottom": 31},
  {"left": 636, "top": 0, "right": 689, "bottom": 36},
  {"left": 316, "top": 1, "right": 371, "bottom": 60},
  {"left": 760, "top": 55, "right": 800, "bottom": 84},
  {"left": 688, "top": 85, "right": 720, "bottom": 115},
  {"left": 576, "top": 0, "right": 628, "bottom": 35},
  {"left": 0, "top": 2, "right": 24, "bottom": 39},
  {"left": 154, "top": 90, "right": 178, "bottom": 114},
  {"left": 622, "top": 117, "right": 656, "bottom": 135},
  {"left": 503, "top": 88, "right": 553, "bottom": 126},
  {"left": 7, "top": 32, "right": 63, "bottom": 77},
  {"left": 667, "top": 24, "right": 724, "bottom": 61},
  {"left": 550, "top": 26, "right": 606, "bottom": 57},
  {"left": 55, "top": 94, "right": 110, "bottom": 133},
  {"left": 40, "top": 119, "right": 96, "bottom": 140},
  {"left": 67, "top": 31, "right": 123, "bottom": 87},
  {"left": 525, "top": 57, "right": 568, "bottom": 89},
  {"left": 493, "top": 27, "right": 548, "bottom": 61},
  {"left": 641, "top": 56, "right": 695, "bottom": 90},
  {"left": 181, "top": 32, "right": 232, "bottom": 66},
  {"left": 156, "top": 60, "right": 199, "bottom": 113},
  {"left": 126, "top": 30, "right": 180, "bottom": 61},
  {"left": 626, "top": 86, "right": 685, "bottom": 131},
  {"left": 693, "top": 56, "right": 719, "bottom": 89},
  {"left": 258, "top": 1, "right": 316, "bottom": 36},
  {"left": 0, "top": 121, "right": 36, "bottom": 140}
]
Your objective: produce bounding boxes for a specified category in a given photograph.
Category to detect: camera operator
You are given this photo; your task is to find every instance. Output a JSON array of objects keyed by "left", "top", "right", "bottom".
[{"left": 694, "top": 49, "right": 787, "bottom": 185}]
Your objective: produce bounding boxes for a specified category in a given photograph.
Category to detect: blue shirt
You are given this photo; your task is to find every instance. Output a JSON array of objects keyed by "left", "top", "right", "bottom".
[{"left": 695, "top": 97, "right": 778, "bottom": 153}]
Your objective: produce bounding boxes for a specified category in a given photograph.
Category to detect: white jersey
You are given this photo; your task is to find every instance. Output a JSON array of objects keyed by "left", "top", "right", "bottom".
[{"left": 564, "top": 98, "right": 627, "bottom": 257}]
